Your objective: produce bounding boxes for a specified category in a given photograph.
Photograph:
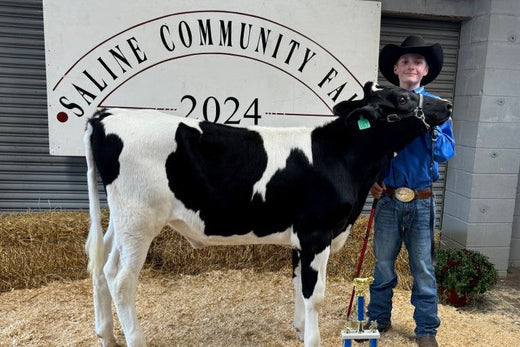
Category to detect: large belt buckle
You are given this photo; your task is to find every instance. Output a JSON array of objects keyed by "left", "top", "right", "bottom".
[{"left": 394, "top": 187, "right": 415, "bottom": 202}]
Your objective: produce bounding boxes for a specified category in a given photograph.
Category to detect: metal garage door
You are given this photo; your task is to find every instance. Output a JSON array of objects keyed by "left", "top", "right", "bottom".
[
  {"left": 0, "top": 3, "right": 460, "bottom": 220},
  {"left": 0, "top": 0, "right": 98, "bottom": 211}
]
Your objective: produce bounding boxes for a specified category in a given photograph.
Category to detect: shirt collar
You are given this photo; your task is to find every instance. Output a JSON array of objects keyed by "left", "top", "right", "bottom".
[{"left": 414, "top": 86, "right": 425, "bottom": 94}]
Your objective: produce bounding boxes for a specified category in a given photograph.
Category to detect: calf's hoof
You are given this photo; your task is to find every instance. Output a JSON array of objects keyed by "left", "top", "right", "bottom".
[{"left": 294, "top": 327, "right": 304, "bottom": 342}]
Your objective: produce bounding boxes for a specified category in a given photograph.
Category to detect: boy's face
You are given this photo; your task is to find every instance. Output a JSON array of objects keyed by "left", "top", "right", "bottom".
[{"left": 393, "top": 53, "right": 429, "bottom": 87}]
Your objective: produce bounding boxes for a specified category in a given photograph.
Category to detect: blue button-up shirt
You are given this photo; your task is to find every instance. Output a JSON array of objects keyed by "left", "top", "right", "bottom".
[{"left": 383, "top": 86, "right": 456, "bottom": 190}]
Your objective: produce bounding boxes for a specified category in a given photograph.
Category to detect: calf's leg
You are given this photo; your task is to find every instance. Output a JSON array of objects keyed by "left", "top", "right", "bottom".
[
  {"left": 292, "top": 249, "right": 305, "bottom": 340},
  {"left": 105, "top": 217, "right": 158, "bottom": 347},
  {"left": 92, "top": 221, "right": 118, "bottom": 346},
  {"left": 300, "top": 245, "right": 331, "bottom": 347}
]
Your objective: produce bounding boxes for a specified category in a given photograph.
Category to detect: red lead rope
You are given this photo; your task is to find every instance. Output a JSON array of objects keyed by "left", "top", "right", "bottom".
[{"left": 346, "top": 198, "right": 378, "bottom": 319}]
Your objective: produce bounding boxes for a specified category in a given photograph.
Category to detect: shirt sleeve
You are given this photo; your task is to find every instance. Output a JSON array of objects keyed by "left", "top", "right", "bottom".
[{"left": 432, "top": 118, "right": 455, "bottom": 163}]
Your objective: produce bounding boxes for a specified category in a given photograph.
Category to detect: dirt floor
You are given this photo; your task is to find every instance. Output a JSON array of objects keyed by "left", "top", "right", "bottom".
[{"left": 1, "top": 268, "right": 519, "bottom": 347}]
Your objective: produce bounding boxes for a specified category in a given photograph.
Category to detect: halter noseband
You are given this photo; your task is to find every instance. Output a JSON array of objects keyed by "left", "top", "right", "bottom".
[{"left": 386, "top": 94, "right": 430, "bottom": 130}]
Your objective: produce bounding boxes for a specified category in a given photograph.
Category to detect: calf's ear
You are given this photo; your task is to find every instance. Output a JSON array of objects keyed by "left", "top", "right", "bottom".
[
  {"left": 356, "top": 105, "right": 379, "bottom": 121},
  {"left": 363, "top": 81, "right": 379, "bottom": 96},
  {"left": 333, "top": 99, "right": 365, "bottom": 117}
]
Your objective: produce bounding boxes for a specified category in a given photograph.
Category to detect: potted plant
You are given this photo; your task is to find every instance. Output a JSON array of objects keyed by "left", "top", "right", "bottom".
[{"left": 434, "top": 248, "right": 497, "bottom": 307}]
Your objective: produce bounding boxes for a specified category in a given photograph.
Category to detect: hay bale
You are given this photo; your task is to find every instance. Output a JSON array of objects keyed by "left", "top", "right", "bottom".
[
  {"left": 148, "top": 227, "right": 291, "bottom": 274},
  {"left": 147, "top": 215, "right": 414, "bottom": 289},
  {"left": 0, "top": 211, "right": 89, "bottom": 292},
  {"left": 328, "top": 215, "right": 413, "bottom": 289},
  {"left": 0, "top": 211, "right": 414, "bottom": 292}
]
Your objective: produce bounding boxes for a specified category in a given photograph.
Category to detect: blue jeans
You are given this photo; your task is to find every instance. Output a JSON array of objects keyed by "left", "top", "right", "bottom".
[{"left": 366, "top": 194, "right": 440, "bottom": 337}]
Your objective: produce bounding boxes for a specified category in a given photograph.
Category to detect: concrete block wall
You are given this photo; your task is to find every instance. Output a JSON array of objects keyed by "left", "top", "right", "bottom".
[{"left": 442, "top": 0, "right": 520, "bottom": 276}]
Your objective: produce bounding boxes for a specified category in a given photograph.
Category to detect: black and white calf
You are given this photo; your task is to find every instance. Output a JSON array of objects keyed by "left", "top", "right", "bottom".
[{"left": 84, "top": 82, "right": 452, "bottom": 347}]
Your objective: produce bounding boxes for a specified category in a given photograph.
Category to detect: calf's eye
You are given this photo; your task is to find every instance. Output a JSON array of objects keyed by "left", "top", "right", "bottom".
[{"left": 398, "top": 96, "right": 407, "bottom": 105}]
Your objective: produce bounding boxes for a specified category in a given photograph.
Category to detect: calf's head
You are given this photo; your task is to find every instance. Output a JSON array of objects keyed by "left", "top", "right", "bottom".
[
  {"left": 334, "top": 81, "right": 452, "bottom": 131},
  {"left": 362, "top": 81, "right": 451, "bottom": 129},
  {"left": 333, "top": 81, "right": 452, "bottom": 154}
]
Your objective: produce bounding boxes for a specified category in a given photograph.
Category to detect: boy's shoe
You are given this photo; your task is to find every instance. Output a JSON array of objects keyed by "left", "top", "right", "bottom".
[
  {"left": 364, "top": 320, "right": 391, "bottom": 332},
  {"left": 416, "top": 335, "right": 438, "bottom": 347}
]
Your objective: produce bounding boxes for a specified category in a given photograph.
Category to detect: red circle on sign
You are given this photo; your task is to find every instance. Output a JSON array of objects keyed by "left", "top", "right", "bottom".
[{"left": 57, "top": 112, "right": 68, "bottom": 123}]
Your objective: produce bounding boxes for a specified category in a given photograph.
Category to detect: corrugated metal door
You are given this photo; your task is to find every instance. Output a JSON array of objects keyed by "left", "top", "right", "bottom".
[
  {"left": 362, "top": 16, "right": 460, "bottom": 228},
  {"left": 0, "top": 4, "right": 459, "bottom": 221},
  {"left": 0, "top": 0, "right": 99, "bottom": 211}
]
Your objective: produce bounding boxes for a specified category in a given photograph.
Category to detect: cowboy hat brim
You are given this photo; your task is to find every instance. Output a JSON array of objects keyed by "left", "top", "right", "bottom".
[{"left": 379, "top": 43, "right": 443, "bottom": 86}]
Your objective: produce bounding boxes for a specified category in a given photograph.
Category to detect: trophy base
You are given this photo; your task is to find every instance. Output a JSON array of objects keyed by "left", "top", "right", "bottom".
[{"left": 341, "top": 329, "right": 380, "bottom": 347}]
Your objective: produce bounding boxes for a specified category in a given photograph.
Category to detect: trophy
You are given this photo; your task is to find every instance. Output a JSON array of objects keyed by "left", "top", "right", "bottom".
[{"left": 341, "top": 277, "right": 380, "bottom": 347}]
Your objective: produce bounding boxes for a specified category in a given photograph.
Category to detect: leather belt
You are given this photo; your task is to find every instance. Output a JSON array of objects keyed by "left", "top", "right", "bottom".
[{"left": 385, "top": 187, "right": 432, "bottom": 202}]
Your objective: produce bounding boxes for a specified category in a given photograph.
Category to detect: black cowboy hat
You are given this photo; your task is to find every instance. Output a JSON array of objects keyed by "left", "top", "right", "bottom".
[{"left": 379, "top": 35, "right": 443, "bottom": 86}]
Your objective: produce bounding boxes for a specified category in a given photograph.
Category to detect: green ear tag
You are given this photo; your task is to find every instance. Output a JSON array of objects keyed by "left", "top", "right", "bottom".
[{"left": 357, "top": 116, "right": 371, "bottom": 130}]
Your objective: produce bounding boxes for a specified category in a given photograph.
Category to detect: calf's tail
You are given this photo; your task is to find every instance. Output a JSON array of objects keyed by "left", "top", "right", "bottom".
[{"left": 83, "top": 120, "right": 105, "bottom": 277}]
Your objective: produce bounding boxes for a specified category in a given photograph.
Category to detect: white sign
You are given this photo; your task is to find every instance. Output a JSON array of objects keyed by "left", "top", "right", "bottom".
[{"left": 44, "top": 0, "right": 381, "bottom": 156}]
